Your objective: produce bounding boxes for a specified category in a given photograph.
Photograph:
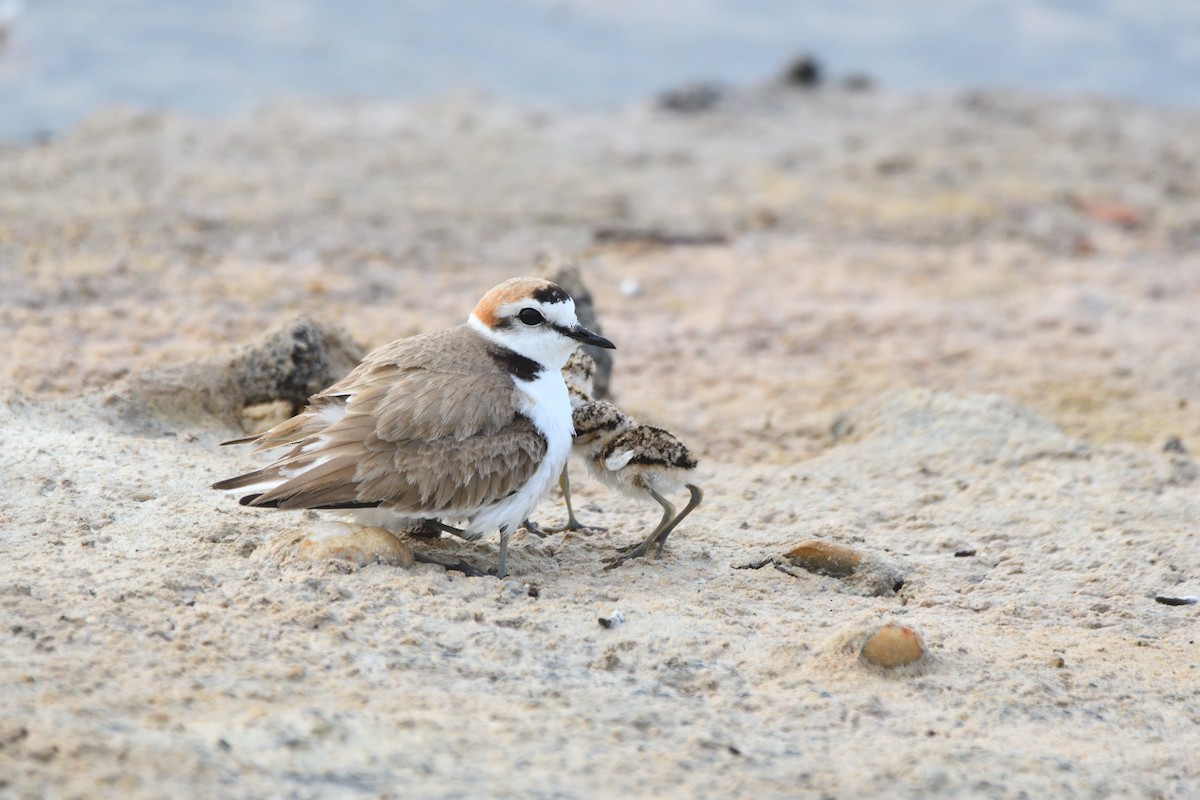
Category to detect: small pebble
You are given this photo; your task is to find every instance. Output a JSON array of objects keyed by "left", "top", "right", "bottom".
[
  {"left": 861, "top": 623, "right": 926, "bottom": 668},
  {"left": 782, "top": 54, "right": 822, "bottom": 87},
  {"left": 1049, "top": 656, "right": 1066, "bottom": 668},
  {"left": 1162, "top": 436, "right": 1187, "bottom": 454},
  {"left": 598, "top": 610, "right": 624, "bottom": 629},
  {"left": 784, "top": 541, "right": 862, "bottom": 577},
  {"left": 954, "top": 548, "right": 977, "bottom": 558},
  {"left": 1154, "top": 595, "right": 1198, "bottom": 606},
  {"left": 829, "top": 412, "right": 855, "bottom": 440}
]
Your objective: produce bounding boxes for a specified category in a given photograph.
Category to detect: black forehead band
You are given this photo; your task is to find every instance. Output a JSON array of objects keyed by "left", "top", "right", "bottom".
[{"left": 532, "top": 284, "right": 571, "bottom": 304}]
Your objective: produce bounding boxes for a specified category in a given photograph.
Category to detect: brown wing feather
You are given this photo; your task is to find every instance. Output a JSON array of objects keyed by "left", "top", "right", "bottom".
[
  {"left": 250, "top": 413, "right": 546, "bottom": 513},
  {"left": 243, "top": 397, "right": 343, "bottom": 453},
  {"left": 218, "top": 324, "right": 548, "bottom": 514},
  {"left": 355, "top": 416, "right": 546, "bottom": 512}
]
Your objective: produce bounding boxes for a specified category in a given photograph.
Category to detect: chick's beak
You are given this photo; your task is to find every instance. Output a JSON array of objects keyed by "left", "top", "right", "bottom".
[{"left": 567, "top": 325, "right": 615, "bottom": 349}]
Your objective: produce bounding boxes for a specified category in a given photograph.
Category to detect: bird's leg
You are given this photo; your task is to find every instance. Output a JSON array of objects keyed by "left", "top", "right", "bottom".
[
  {"left": 604, "top": 488, "right": 675, "bottom": 569},
  {"left": 495, "top": 525, "right": 512, "bottom": 579},
  {"left": 412, "top": 552, "right": 488, "bottom": 578},
  {"left": 615, "top": 490, "right": 674, "bottom": 554},
  {"left": 650, "top": 483, "right": 703, "bottom": 556},
  {"left": 541, "top": 466, "right": 606, "bottom": 534}
]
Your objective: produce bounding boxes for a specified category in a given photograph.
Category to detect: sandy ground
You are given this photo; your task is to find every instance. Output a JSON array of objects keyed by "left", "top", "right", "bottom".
[{"left": 1, "top": 83, "right": 1199, "bottom": 797}]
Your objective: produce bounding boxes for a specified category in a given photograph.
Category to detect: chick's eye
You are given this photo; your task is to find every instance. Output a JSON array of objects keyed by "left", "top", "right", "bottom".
[{"left": 518, "top": 308, "right": 545, "bottom": 326}]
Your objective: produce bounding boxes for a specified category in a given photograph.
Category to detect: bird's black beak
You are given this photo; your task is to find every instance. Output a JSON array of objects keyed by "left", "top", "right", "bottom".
[{"left": 567, "top": 324, "right": 615, "bottom": 349}]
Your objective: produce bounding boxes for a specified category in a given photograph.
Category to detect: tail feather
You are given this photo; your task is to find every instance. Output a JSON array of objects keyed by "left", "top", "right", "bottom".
[
  {"left": 219, "top": 435, "right": 259, "bottom": 447},
  {"left": 238, "top": 493, "right": 381, "bottom": 510},
  {"left": 211, "top": 468, "right": 281, "bottom": 492}
]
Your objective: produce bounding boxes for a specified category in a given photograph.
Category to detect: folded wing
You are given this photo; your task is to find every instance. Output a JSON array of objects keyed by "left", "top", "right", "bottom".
[{"left": 213, "top": 329, "right": 546, "bottom": 515}]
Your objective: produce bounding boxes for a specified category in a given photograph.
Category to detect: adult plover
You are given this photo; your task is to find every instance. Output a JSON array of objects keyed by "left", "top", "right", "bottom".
[
  {"left": 212, "top": 277, "right": 615, "bottom": 578},
  {"left": 559, "top": 397, "right": 704, "bottom": 568}
]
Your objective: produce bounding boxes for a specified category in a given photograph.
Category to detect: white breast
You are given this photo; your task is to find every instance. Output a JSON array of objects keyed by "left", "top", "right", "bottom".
[{"left": 464, "top": 368, "right": 574, "bottom": 535}]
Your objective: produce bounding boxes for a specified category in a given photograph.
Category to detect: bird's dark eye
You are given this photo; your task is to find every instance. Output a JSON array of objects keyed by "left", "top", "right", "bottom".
[{"left": 518, "top": 308, "right": 545, "bottom": 326}]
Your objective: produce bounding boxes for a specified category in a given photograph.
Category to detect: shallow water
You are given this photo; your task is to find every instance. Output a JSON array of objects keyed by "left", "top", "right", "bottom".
[{"left": 0, "top": 0, "right": 1197, "bottom": 141}]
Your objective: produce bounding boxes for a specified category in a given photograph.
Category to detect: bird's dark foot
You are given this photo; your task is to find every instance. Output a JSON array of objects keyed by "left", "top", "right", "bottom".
[
  {"left": 406, "top": 526, "right": 442, "bottom": 540},
  {"left": 541, "top": 514, "right": 607, "bottom": 534},
  {"left": 602, "top": 541, "right": 655, "bottom": 570},
  {"left": 405, "top": 519, "right": 468, "bottom": 539},
  {"left": 520, "top": 519, "right": 549, "bottom": 538},
  {"left": 412, "top": 552, "right": 488, "bottom": 578},
  {"left": 614, "top": 535, "right": 660, "bottom": 554}
]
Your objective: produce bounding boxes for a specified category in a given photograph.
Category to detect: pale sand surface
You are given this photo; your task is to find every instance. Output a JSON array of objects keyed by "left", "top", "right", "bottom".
[{"left": 1, "top": 86, "right": 1198, "bottom": 797}]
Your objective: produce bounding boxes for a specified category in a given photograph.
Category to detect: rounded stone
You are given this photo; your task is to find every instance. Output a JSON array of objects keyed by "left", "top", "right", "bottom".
[
  {"left": 861, "top": 623, "right": 926, "bottom": 668},
  {"left": 784, "top": 541, "right": 863, "bottom": 577},
  {"left": 272, "top": 522, "right": 415, "bottom": 568}
]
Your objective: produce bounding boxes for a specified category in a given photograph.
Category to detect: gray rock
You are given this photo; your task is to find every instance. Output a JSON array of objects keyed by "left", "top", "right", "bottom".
[{"left": 102, "top": 316, "right": 363, "bottom": 430}]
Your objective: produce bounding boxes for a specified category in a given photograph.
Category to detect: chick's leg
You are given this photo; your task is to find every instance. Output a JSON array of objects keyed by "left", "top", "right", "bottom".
[
  {"left": 651, "top": 483, "right": 703, "bottom": 556},
  {"left": 603, "top": 488, "right": 675, "bottom": 569}
]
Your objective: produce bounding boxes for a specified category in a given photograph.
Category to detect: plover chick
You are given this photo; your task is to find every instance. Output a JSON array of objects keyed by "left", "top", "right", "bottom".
[
  {"left": 562, "top": 349, "right": 597, "bottom": 410},
  {"left": 566, "top": 399, "right": 704, "bottom": 568},
  {"left": 212, "top": 276, "right": 615, "bottom": 579}
]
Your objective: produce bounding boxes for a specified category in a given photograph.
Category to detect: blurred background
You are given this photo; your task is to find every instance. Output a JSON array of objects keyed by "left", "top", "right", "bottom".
[{"left": 1, "top": 0, "right": 1198, "bottom": 142}]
